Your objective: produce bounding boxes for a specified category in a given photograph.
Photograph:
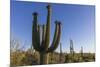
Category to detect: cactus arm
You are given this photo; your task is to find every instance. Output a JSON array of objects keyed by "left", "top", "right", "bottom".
[
  {"left": 48, "top": 22, "right": 61, "bottom": 52},
  {"left": 42, "top": 25, "right": 46, "bottom": 42},
  {"left": 51, "top": 21, "right": 59, "bottom": 46},
  {"left": 37, "top": 24, "right": 41, "bottom": 46},
  {"left": 53, "top": 22, "right": 61, "bottom": 50},
  {"left": 44, "top": 5, "right": 51, "bottom": 50},
  {"left": 47, "top": 21, "right": 59, "bottom": 52},
  {"left": 32, "top": 27, "right": 39, "bottom": 51},
  {"left": 32, "top": 12, "right": 40, "bottom": 51},
  {"left": 41, "top": 25, "right": 46, "bottom": 50}
]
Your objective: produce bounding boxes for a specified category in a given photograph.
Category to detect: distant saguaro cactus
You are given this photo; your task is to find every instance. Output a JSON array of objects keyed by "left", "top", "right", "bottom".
[
  {"left": 70, "top": 39, "right": 74, "bottom": 62},
  {"left": 59, "top": 43, "right": 62, "bottom": 63},
  {"left": 80, "top": 46, "right": 83, "bottom": 58},
  {"left": 32, "top": 5, "right": 61, "bottom": 64}
]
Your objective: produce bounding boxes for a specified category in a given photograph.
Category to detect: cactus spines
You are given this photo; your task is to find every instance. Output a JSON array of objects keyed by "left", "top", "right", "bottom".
[{"left": 32, "top": 5, "right": 61, "bottom": 64}]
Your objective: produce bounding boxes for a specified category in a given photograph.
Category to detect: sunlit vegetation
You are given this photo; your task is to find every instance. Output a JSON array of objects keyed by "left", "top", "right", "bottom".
[
  {"left": 10, "top": 38, "right": 95, "bottom": 66},
  {"left": 10, "top": 4, "right": 95, "bottom": 66}
]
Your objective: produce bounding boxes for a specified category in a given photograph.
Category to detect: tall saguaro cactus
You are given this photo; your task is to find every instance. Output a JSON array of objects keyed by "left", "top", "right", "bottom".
[{"left": 32, "top": 5, "right": 61, "bottom": 64}]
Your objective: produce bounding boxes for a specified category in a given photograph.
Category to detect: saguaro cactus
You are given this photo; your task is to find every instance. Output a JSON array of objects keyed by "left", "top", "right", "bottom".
[
  {"left": 32, "top": 5, "right": 61, "bottom": 64},
  {"left": 70, "top": 39, "right": 74, "bottom": 62},
  {"left": 59, "top": 43, "right": 62, "bottom": 63},
  {"left": 80, "top": 46, "right": 83, "bottom": 58}
]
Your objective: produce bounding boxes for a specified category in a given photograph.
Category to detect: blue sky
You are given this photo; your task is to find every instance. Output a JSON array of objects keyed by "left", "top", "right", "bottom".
[{"left": 11, "top": 1, "right": 95, "bottom": 53}]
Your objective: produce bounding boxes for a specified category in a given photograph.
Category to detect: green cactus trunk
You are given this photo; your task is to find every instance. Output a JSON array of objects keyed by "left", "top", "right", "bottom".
[{"left": 40, "top": 52, "right": 48, "bottom": 64}]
